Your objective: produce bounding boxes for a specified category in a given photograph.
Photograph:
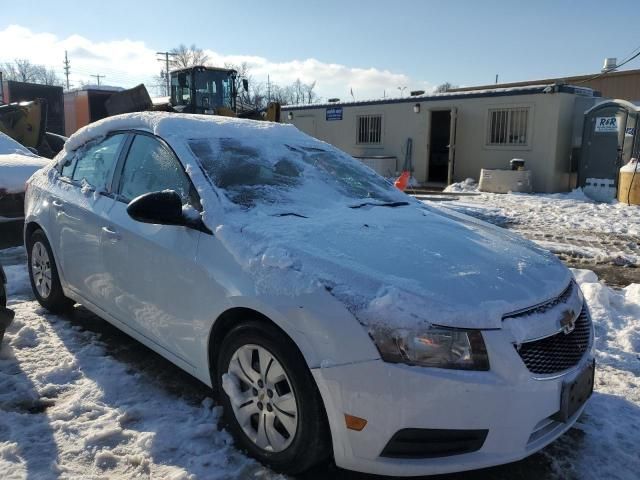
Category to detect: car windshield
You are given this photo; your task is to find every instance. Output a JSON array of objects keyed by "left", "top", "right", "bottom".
[{"left": 187, "top": 137, "right": 408, "bottom": 210}]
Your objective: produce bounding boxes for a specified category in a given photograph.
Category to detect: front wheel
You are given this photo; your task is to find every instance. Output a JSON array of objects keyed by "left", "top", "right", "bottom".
[{"left": 216, "top": 320, "right": 330, "bottom": 474}]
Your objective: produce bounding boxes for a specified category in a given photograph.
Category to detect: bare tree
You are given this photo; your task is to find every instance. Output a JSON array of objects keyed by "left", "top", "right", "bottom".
[
  {"left": 1, "top": 59, "right": 61, "bottom": 86},
  {"left": 268, "top": 84, "right": 291, "bottom": 105},
  {"left": 250, "top": 82, "right": 267, "bottom": 109},
  {"left": 2, "top": 59, "right": 39, "bottom": 82},
  {"left": 434, "top": 82, "right": 457, "bottom": 93},
  {"left": 35, "top": 66, "right": 62, "bottom": 86},
  {"left": 224, "top": 62, "right": 252, "bottom": 105},
  {"left": 304, "top": 80, "right": 317, "bottom": 104},
  {"left": 169, "top": 44, "right": 209, "bottom": 69}
]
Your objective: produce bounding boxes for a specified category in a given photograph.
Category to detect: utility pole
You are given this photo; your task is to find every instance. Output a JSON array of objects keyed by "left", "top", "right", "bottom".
[
  {"left": 63, "top": 50, "right": 71, "bottom": 90},
  {"left": 156, "top": 51, "right": 177, "bottom": 96},
  {"left": 495, "top": 74, "right": 499, "bottom": 84},
  {"left": 267, "top": 74, "right": 271, "bottom": 104},
  {"left": 90, "top": 74, "right": 105, "bottom": 86}
]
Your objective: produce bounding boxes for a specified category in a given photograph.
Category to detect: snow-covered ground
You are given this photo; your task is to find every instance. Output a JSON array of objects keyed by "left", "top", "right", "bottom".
[
  {"left": 441, "top": 188, "right": 640, "bottom": 273},
  {"left": 0, "top": 259, "right": 282, "bottom": 480}
]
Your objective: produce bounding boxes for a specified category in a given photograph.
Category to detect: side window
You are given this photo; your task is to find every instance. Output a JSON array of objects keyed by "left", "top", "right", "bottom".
[
  {"left": 118, "top": 135, "right": 200, "bottom": 207},
  {"left": 71, "top": 134, "right": 125, "bottom": 189}
]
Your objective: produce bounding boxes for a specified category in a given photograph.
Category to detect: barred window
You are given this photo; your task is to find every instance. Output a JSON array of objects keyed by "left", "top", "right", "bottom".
[
  {"left": 357, "top": 115, "right": 382, "bottom": 144},
  {"left": 487, "top": 107, "right": 529, "bottom": 146}
]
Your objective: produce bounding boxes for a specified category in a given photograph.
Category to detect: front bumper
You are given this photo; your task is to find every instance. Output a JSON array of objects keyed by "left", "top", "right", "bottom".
[{"left": 312, "top": 329, "right": 594, "bottom": 477}]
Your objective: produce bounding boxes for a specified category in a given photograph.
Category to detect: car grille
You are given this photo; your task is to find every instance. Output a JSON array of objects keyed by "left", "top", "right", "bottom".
[{"left": 515, "top": 306, "right": 592, "bottom": 375}]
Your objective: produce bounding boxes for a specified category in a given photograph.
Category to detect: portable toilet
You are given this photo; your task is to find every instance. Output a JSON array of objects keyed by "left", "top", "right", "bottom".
[{"left": 579, "top": 100, "right": 640, "bottom": 201}]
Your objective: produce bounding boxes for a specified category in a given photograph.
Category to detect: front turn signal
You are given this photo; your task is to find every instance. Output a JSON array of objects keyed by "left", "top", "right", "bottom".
[{"left": 344, "top": 414, "right": 367, "bottom": 431}]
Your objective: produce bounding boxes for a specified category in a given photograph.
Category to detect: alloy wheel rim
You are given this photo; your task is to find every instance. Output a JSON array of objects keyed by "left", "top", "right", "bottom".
[
  {"left": 223, "top": 343, "right": 298, "bottom": 452},
  {"left": 31, "top": 241, "right": 52, "bottom": 299}
]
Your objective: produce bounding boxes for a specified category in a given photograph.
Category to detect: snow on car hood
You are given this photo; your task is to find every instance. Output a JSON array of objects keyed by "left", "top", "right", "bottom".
[
  {"left": 0, "top": 132, "right": 37, "bottom": 156},
  {"left": 0, "top": 153, "right": 50, "bottom": 193},
  {"left": 214, "top": 202, "right": 571, "bottom": 330}
]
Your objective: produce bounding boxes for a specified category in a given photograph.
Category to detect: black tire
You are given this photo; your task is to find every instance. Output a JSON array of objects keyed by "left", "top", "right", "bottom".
[
  {"left": 1, "top": 281, "right": 9, "bottom": 344},
  {"left": 27, "top": 229, "right": 74, "bottom": 313},
  {"left": 216, "top": 320, "right": 331, "bottom": 475}
]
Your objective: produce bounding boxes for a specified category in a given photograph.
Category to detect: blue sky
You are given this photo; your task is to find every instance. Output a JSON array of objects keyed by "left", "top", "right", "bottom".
[{"left": 2, "top": 0, "right": 640, "bottom": 98}]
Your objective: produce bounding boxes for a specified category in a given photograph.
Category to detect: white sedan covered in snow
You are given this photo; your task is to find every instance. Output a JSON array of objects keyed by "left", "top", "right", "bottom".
[
  {"left": 0, "top": 132, "right": 50, "bottom": 220},
  {"left": 23, "top": 112, "right": 595, "bottom": 476}
]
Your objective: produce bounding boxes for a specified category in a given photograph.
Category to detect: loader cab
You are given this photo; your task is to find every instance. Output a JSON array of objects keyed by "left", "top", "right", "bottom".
[{"left": 170, "top": 66, "right": 237, "bottom": 114}]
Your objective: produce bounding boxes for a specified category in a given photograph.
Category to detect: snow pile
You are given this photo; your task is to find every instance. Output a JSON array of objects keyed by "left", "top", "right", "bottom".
[
  {"left": 547, "top": 269, "right": 640, "bottom": 479},
  {"left": 0, "top": 265, "right": 278, "bottom": 479},
  {"left": 443, "top": 178, "right": 478, "bottom": 193}
]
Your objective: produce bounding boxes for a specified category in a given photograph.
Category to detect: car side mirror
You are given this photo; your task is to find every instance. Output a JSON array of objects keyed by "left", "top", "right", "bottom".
[{"left": 127, "top": 190, "right": 191, "bottom": 227}]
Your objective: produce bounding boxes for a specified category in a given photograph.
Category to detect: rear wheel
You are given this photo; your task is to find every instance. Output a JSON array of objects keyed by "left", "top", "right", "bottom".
[
  {"left": 216, "top": 320, "right": 330, "bottom": 474},
  {"left": 27, "top": 229, "right": 74, "bottom": 313}
]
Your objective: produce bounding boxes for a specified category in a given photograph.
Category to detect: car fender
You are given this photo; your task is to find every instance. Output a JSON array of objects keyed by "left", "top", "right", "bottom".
[{"left": 212, "top": 290, "right": 380, "bottom": 371}]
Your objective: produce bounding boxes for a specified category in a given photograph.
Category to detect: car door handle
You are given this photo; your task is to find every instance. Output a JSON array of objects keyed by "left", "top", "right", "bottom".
[
  {"left": 102, "top": 226, "right": 121, "bottom": 241},
  {"left": 52, "top": 200, "right": 64, "bottom": 210}
]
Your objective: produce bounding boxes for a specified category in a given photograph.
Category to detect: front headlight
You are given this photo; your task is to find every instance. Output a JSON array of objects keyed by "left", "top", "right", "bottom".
[{"left": 369, "top": 326, "right": 490, "bottom": 371}]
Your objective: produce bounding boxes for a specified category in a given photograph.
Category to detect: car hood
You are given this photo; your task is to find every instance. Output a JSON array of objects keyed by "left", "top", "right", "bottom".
[
  {"left": 0, "top": 153, "right": 50, "bottom": 194},
  {"left": 216, "top": 202, "right": 571, "bottom": 330}
]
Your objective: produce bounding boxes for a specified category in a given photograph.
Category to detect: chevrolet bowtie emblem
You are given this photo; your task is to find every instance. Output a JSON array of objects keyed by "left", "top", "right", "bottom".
[{"left": 560, "top": 310, "right": 576, "bottom": 334}]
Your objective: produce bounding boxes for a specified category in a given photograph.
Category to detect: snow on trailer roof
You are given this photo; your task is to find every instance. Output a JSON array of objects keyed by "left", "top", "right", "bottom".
[
  {"left": 62, "top": 112, "right": 310, "bottom": 154},
  {"left": 282, "top": 84, "right": 599, "bottom": 110}
]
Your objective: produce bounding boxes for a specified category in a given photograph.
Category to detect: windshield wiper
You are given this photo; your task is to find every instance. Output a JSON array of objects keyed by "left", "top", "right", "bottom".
[
  {"left": 271, "top": 212, "right": 309, "bottom": 218},
  {"left": 349, "top": 201, "right": 410, "bottom": 209}
]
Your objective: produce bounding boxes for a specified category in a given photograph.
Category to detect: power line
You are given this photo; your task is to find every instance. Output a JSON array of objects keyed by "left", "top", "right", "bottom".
[
  {"left": 90, "top": 73, "right": 105, "bottom": 86},
  {"left": 573, "top": 46, "right": 640, "bottom": 85}
]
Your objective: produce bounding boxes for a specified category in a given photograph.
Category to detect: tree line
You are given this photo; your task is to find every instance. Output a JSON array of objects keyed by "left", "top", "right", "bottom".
[
  {"left": 1, "top": 59, "right": 62, "bottom": 86},
  {"left": 2, "top": 46, "right": 454, "bottom": 106}
]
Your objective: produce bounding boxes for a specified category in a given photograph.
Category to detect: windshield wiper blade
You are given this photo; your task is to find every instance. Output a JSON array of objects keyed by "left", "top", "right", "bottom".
[
  {"left": 272, "top": 212, "right": 309, "bottom": 218},
  {"left": 349, "top": 201, "right": 410, "bottom": 209}
]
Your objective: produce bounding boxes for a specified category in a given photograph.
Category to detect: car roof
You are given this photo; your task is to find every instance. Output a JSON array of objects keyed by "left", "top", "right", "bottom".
[{"left": 63, "top": 112, "right": 312, "bottom": 155}]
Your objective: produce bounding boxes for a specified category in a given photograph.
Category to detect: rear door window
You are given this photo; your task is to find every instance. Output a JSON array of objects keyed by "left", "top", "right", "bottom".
[
  {"left": 117, "top": 134, "right": 200, "bottom": 207},
  {"left": 71, "top": 134, "right": 126, "bottom": 190}
]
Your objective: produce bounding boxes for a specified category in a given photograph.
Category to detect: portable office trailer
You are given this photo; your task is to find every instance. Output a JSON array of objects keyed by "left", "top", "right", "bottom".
[{"left": 282, "top": 85, "right": 600, "bottom": 193}]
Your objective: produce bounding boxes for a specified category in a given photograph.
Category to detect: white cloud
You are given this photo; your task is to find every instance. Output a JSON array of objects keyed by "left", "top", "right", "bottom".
[{"left": 0, "top": 24, "right": 431, "bottom": 100}]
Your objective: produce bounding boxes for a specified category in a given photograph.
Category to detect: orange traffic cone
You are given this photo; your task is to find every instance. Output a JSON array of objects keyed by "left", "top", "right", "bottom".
[{"left": 394, "top": 171, "right": 410, "bottom": 191}]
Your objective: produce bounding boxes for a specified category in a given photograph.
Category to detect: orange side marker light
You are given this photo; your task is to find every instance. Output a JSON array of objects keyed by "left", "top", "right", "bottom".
[{"left": 344, "top": 414, "right": 368, "bottom": 431}]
